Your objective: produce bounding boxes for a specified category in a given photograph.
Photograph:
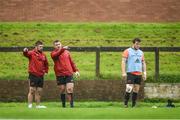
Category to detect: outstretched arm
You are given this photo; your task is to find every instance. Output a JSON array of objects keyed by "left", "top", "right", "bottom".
[
  {"left": 23, "top": 48, "right": 32, "bottom": 58},
  {"left": 51, "top": 48, "right": 65, "bottom": 59}
]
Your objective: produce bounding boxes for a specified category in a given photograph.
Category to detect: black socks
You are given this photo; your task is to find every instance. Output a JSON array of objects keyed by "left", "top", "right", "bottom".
[
  {"left": 124, "top": 92, "right": 130, "bottom": 106},
  {"left": 60, "top": 94, "right": 66, "bottom": 107},
  {"left": 61, "top": 93, "right": 74, "bottom": 108},
  {"left": 67, "top": 93, "right": 74, "bottom": 108},
  {"left": 124, "top": 92, "right": 138, "bottom": 107},
  {"left": 132, "top": 92, "right": 138, "bottom": 107}
]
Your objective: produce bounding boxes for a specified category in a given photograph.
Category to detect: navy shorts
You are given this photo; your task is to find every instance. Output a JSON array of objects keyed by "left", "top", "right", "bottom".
[
  {"left": 28, "top": 73, "right": 44, "bottom": 88},
  {"left": 126, "top": 73, "right": 142, "bottom": 85},
  {"left": 56, "top": 75, "right": 74, "bottom": 85}
]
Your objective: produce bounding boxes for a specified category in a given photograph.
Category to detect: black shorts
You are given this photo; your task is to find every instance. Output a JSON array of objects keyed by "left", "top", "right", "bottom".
[
  {"left": 126, "top": 73, "right": 142, "bottom": 85},
  {"left": 28, "top": 73, "right": 44, "bottom": 88},
  {"left": 56, "top": 76, "right": 74, "bottom": 85}
]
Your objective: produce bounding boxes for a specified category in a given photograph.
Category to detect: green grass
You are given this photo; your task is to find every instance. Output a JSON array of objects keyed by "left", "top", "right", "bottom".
[
  {"left": 0, "top": 22, "right": 180, "bottom": 82},
  {"left": 0, "top": 52, "right": 179, "bottom": 82},
  {"left": 0, "top": 22, "right": 180, "bottom": 47},
  {"left": 0, "top": 102, "right": 180, "bottom": 119}
]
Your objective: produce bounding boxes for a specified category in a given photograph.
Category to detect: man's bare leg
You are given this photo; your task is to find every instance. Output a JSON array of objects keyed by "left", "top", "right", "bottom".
[
  {"left": 28, "top": 87, "right": 36, "bottom": 108},
  {"left": 67, "top": 83, "right": 74, "bottom": 108}
]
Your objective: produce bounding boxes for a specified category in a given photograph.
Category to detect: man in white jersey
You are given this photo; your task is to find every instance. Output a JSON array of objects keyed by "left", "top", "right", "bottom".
[{"left": 121, "top": 38, "right": 147, "bottom": 107}]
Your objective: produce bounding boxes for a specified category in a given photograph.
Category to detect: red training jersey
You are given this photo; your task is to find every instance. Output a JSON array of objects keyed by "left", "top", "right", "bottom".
[
  {"left": 51, "top": 48, "right": 78, "bottom": 76},
  {"left": 23, "top": 49, "right": 49, "bottom": 77}
]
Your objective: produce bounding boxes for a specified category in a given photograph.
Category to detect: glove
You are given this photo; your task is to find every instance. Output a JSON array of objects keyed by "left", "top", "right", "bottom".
[
  {"left": 23, "top": 48, "right": 28, "bottom": 52},
  {"left": 74, "top": 71, "right": 80, "bottom": 77}
]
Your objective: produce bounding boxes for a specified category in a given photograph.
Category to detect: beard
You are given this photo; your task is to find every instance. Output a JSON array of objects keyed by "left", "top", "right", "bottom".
[{"left": 38, "top": 49, "right": 43, "bottom": 52}]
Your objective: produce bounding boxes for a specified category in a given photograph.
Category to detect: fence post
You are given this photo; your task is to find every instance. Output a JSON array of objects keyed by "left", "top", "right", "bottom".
[
  {"left": 96, "top": 47, "right": 100, "bottom": 78},
  {"left": 155, "top": 47, "right": 159, "bottom": 80}
]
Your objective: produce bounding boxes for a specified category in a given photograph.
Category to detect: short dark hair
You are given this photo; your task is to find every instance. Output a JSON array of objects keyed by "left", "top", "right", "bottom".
[
  {"left": 132, "top": 38, "right": 141, "bottom": 43},
  {"left": 35, "top": 40, "right": 43, "bottom": 46},
  {"left": 53, "top": 40, "right": 60, "bottom": 44}
]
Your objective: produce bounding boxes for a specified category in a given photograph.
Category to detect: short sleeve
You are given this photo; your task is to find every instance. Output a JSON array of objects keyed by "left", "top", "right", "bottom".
[{"left": 122, "top": 49, "right": 129, "bottom": 58}]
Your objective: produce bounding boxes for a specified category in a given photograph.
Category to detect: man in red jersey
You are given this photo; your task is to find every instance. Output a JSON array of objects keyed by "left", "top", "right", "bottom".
[
  {"left": 23, "top": 41, "right": 49, "bottom": 109},
  {"left": 51, "top": 40, "right": 80, "bottom": 108}
]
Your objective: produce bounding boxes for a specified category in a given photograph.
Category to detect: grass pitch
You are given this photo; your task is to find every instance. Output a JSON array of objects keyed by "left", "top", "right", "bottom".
[{"left": 0, "top": 102, "right": 180, "bottom": 119}]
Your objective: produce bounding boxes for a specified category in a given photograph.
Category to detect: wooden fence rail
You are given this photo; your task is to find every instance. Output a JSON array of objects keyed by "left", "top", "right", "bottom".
[{"left": 0, "top": 46, "right": 180, "bottom": 80}]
